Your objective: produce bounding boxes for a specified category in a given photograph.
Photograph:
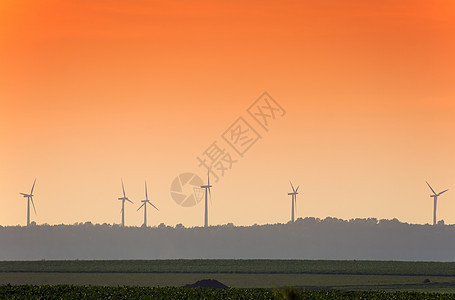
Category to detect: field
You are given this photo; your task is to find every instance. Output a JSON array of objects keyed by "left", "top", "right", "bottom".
[
  {"left": 3, "top": 259, "right": 455, "bottom": 275},
  {"left": 2, "top": 260, "right": 455, "bottom": 298},
  {"left": 3, "top": 285, "right": 455, "bottom": 300}
]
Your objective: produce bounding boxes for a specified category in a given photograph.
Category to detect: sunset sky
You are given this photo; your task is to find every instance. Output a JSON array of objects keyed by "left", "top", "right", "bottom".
[{"left": 1, "top": 0, "right": 455, "bottom": 227}]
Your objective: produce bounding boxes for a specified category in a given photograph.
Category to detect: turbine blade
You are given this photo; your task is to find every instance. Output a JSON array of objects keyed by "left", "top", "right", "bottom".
[
  {"left": 295, "top": 185, "right": 300, "bottom": 193},
  {"left": 426, "top": 181, "right": 437, "bottom": 195},
  {"left": 290, "top": 181, "right": 295, "bottom": 193},
  {"left": 127, "top": 199, "right": 134, "bottom": 204},
  {"left": 121, "top": 179, "right": 126, "bottom": 198},
  {"left": 30, "top": 196, "right": 37, "bottom": 216},
  {"left": 30, "top": 178, "right": 36, "bottom": 194},
  {"left": 137, "top": 203, "right": 145, "bottom": 211},
  {"left": 145, "top": 181, "right": 148, "bottom": 201},
  {"left": 148, "top": 202, "right": 159, "bottom": 211},
  {"left": 208, "top": 188, "right": 212, "bottom": 206},
  {"left": 207, "top": 169, "right": 210, "bottom": 186},
  {"left": 438, "top": 189, "right": 449, "bottom": 196}
]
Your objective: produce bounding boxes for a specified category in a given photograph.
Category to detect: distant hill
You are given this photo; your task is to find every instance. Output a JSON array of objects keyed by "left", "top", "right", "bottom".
[{"left": 1, "top": 218, "right": 455, "bottom": 261}]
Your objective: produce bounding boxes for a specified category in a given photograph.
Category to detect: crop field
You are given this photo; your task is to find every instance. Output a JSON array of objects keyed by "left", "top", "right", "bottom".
[
  {"left": 1, "top": 260, "right": 455, "bottom": 296},
  {"left": 2, "top": 272, "right": 455, "bottom": 291},
  {"left": 2, "top": 260, "right": 455, "bottom": 275},
  {"left": 2, "top": 285, "right": 455, "bottom": 300}
]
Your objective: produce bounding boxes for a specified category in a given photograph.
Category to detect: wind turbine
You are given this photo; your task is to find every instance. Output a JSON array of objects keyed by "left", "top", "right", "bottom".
[
  {"left": 426, "top": 181, "right": 448, "bottom": 225},
  {"left": 200, "top": 170, "right": 212, "bottom": 227},
  {"left": 118, "top": 179, "right": 133, "bottom": 227},
  {"left": 137, "top": 181, "right": 158, "bottom": 227},
  {"left": 20, "top": 178, "right": 37, "bottom": 226},
  {"left": 288, "top": 181, "right": 300, "bottom": 223}
]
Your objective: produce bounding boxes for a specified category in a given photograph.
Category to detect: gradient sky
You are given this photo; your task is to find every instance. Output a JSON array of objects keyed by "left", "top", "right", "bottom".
[{"left": 1, "top": 0, "right": 455, "bottom": 227}]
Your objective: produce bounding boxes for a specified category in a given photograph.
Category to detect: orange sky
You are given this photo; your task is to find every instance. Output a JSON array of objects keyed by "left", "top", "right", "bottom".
[{"left": 1, "top": 0, "right": 455, "bottom": 227}]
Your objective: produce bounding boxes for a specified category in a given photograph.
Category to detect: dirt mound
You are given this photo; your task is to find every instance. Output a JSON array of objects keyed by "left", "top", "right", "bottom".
[{"left": 183, "top": 279, "right": 229, "bottom": 289}]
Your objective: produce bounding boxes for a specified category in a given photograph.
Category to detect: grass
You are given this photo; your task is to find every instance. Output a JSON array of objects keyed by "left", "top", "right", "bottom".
[
  {"left": 1, "top": 260, "right": 455, "bottom": 292},
  {"left": 2, "top": 260, "right": 455, "bottom": 276},
  {"left": 2, "top": 272, "right": 455, "bottom": 291},
  {"left": 3, "top": 285, "right": 455, "bottom": 300}
]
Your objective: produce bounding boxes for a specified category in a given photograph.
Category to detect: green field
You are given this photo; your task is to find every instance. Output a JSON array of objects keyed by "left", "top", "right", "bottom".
[
  {"left": 2, "top": 260, "right": 455, "bottom": 275},
  {"left": 2, "top": 272, "right": 455, "bottom": 292},
  {"left": 1, "top": 260, "right": 455, "bottom": 293},
  {"left": 2, "top": 285, "right": 455, "bottom": 300}
]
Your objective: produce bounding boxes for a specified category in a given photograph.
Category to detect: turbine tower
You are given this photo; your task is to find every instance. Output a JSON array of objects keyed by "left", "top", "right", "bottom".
[
  {"left": 426, "top": 181, "right": 448, "bottom": 225},
  {"left": 20, "top": 178, "right": 37, "bottom": 226},
  {"left": 137, "top": 181, "right": 158, "bottom": 227},
  {"left": 200, "top": 170, "right": 212, "bottom": 227},
  {"left": 288, "top": 181, "right": 300, "bottom": 223},
  {"left": 118, "top": 179, "right": 133, "bottom": 227}
]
